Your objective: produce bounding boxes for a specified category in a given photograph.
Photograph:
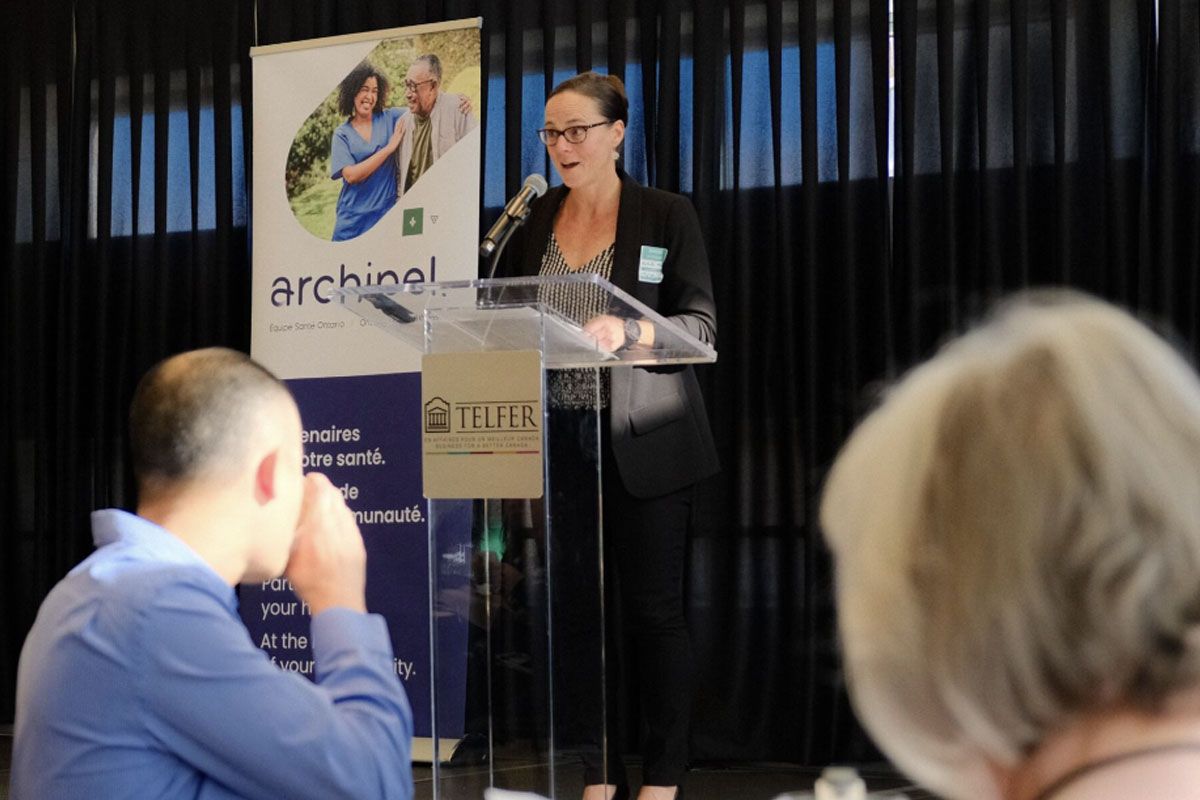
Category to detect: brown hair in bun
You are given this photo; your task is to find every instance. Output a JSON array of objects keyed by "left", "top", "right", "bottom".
[{"left": 548, "top": 71, "right": 629, "bottom": 126}]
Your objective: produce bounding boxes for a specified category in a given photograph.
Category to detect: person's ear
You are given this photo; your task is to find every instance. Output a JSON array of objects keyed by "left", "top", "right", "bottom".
[
  {"left": 611, "top": 119, "right": 626, "bottom": 148},
  {"left": 254, "top": 450, "right": 279, "bottom": 505}
]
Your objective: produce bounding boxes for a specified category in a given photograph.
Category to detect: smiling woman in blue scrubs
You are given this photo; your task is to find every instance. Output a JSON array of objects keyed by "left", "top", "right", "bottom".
[{"left": 329, "top": 61, "right": 405, "bottom": 242}]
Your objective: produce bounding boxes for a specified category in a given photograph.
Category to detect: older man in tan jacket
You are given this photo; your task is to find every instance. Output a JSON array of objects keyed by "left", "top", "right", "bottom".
[{"left": 396, "top": 53, "right": 477, "bottom": 197}]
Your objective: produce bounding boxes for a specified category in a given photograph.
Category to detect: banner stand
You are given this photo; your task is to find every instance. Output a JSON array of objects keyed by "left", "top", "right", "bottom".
[{"left": 246, "top": 18, "right": 483, "bottom": 753}]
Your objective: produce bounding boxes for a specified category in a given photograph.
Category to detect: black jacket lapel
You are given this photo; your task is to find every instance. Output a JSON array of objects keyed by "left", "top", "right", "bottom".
[{"left": 611, "top": 170, "right": 644, "bottom": 296}]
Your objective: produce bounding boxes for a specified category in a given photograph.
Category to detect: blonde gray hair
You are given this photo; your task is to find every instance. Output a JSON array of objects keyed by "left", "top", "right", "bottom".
[
  {"left": 820, "top": 292, "right": 1200, "bottom": 798},
  {"left": 413, "top": 53, "right": 442, "bottom": 83}
]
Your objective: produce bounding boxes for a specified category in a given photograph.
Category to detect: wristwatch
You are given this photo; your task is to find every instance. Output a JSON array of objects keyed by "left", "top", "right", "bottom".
[{"left": 622, "top": 318, "right": 642, "bottom": 349}]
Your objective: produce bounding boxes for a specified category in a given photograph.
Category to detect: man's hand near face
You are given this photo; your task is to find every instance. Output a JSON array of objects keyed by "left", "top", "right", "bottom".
[{"left": 285, "top": 472, "right": 368, "bottom": 616}]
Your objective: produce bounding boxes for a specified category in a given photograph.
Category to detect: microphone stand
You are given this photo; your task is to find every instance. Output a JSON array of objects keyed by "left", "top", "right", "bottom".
[
  {"left": 484, "top": 223, "right": 516, "bottom": 281},
  {"left": 482, "top": 199, "right": 534, "bottom": 279},
  {"left": 479, "top": 174, "right": 544, "bottom": 316},
  {"left": 478, "top": 207, "right": 527, "bottom": 325}
]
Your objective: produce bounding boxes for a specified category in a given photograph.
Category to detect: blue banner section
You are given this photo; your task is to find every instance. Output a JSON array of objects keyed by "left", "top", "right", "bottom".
[{"left": 239, "top": 372, "right": 468, "bottom": 738}]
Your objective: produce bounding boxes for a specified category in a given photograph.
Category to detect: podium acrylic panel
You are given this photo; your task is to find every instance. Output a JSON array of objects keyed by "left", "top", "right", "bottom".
[
  {"left": 331, "top": 274, "right": 717, "bottom": 369},
  {"left": 426, "top": 383, "right": 611, "bottom": 799},
  {"left": 326, "top": 276, "right": 711, "bottom": 797}
]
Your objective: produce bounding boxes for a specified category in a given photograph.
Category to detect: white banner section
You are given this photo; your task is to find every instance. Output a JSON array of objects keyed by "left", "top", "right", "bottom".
[{"left": 252, "top": 19, "right": 481, "bottom": 377}]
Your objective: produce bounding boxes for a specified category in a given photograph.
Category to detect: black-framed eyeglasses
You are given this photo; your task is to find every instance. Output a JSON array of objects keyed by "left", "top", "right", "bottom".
[
  {"left": 404, "top": 78, "right": 436, "bottom": 92},
  {"left": 536, "top": 120, "right": 613, "bottom": 145}
]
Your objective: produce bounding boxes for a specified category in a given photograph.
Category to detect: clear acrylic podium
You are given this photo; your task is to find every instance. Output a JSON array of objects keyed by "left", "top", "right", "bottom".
[{"left": 333, "top": 275, "right": 716, "bottom": 799}]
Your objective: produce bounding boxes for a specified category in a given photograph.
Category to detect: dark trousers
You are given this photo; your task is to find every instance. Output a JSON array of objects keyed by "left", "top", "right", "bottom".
[
  {"left": 595, "top": 446, "right": 694, "bottom": 788},
  {"left": 549, "top": 408, "right": 694, "bottom": 788}
]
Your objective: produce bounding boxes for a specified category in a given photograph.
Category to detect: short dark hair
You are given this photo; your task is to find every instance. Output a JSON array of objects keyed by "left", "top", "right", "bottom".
[
  {"left": 129, "top": 348, "right": 291, "bottom": 493},
  {"left": 548, "top": 71, "right": 629, "bottom": 126},
  {"left": 337, "top": 61, "right": 390, "bottom": 118}
]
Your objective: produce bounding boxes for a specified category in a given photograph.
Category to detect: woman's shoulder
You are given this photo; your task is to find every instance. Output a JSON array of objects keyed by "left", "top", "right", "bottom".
[
  {"left": 622, "top": 185, "right": 698, "bottom": 238},
  {"left": 622, "top": 176, "right": 692, "bottom": 216},
  {"left": 375, "top": 106, "right": 405, "bottom": 124}
]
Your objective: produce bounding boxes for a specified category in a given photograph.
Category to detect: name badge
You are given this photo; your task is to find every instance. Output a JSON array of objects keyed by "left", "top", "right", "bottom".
[{"left": 639, "top": 245, "right": 667, "bottom": 284}]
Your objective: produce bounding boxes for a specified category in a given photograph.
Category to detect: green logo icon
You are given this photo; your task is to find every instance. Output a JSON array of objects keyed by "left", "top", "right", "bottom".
[{"left": 403, "top": 207, "right": 424, "bottom": 236}]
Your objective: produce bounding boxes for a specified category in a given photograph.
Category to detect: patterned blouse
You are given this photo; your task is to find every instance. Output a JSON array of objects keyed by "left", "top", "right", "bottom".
[{"left": 539, "top": 232, "right": 615, "bottom": 409}]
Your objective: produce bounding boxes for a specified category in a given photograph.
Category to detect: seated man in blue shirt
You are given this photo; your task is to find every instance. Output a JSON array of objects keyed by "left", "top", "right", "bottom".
[{"left": 11, "top": 348, "right": 412, "bottom": 799}]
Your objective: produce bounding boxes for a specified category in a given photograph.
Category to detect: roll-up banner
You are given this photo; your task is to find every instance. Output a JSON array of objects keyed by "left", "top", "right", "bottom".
[{"left": 246, "top": 18, "right": 482, "bottom": 753}]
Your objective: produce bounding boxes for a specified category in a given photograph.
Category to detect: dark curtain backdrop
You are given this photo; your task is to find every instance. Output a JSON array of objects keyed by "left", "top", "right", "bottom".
[{"left": 3, "top": 0, "right": 1200, "bottom": 767}]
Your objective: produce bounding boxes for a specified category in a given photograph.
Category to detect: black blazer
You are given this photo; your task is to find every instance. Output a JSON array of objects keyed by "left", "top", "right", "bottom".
[{"left": 506, "top": 170, "right": 720, "bottom": 498}]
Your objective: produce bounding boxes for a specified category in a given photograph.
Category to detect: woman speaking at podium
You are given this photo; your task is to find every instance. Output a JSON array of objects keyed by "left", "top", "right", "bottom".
[{"left": 506, "top": 71, "right": 718, "bottom": 800}]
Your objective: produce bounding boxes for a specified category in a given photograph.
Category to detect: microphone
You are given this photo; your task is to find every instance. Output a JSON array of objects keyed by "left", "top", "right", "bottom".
[{"left": 480, "top": 174, "right": 548, "bottom": 260}]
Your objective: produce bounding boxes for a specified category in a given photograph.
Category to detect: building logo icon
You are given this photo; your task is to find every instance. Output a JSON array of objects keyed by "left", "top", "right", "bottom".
[{"left": 424, "top": 396, "right": 450, "bottom": 433}]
